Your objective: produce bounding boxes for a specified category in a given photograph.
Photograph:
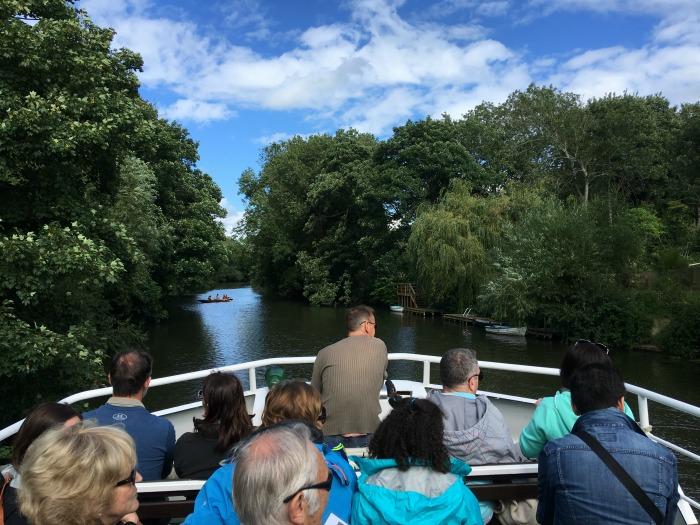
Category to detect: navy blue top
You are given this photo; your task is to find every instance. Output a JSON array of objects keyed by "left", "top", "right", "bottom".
[{"left": 84, "top": 401, "right": 175, "bottom": 481}]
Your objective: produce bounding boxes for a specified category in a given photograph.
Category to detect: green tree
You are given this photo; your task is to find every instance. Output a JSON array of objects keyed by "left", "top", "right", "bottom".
[
  {"left": 0, "top": 0, "right": 229, "bottom": 425},
  {"left": 407, "top": 181, "right": 506, "bottom": 308}
]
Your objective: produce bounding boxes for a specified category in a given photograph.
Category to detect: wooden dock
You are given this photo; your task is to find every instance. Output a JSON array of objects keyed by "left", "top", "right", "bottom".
[
  {"left": 443, "top": 313, "right": 498, "bottom": 326},
  {"left": 404, "top": 306, "right": 442, "bottom": 318}
]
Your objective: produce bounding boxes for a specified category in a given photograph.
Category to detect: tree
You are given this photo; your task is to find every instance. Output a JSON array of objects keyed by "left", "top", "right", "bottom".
[
  {"left": 407, "top": 180, "right": 506, "bottom": 308},
  {"left": 0, "top": 0, "right": 229, "bottom": 425}
]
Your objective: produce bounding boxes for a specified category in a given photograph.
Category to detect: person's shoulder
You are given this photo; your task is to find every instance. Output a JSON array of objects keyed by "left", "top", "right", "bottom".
[{"left": 542, "top": 432, "right": 577, "bottom": 454}]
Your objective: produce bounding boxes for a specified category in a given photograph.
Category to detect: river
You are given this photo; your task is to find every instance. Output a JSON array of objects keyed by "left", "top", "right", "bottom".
[{"left": 147, "top": 284, "right": 700, "bottom": 500}]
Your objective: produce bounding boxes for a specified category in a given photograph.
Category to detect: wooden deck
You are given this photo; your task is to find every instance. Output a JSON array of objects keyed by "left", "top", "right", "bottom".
[{"left": 404, "top": 306, "right": 442, "bottom": 318}]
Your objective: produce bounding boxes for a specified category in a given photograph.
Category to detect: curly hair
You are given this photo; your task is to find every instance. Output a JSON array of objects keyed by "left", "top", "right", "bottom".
[
  {"left": 369, "top": 398, "right": 450, "bottom": 473},
  {"left": 261, "top": 380, "right": 324, "bottom": 430}
]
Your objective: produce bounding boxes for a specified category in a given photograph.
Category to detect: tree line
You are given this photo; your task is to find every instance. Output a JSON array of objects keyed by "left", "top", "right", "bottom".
[
  {"left": 239, "top": 88, "right": 700, "bottom": 358},
  {"left": 0, "top": 1, "right": 236, "bottom": 425}
]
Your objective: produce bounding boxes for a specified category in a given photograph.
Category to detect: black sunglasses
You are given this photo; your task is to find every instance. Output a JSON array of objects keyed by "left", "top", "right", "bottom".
[
  {"left": 468, "top": 371, "right": 484, "bottom": 382},
  {"left": 282, "top": 469, "right": 333, "bottom": 503},
  {"left": 115, "top": 468, "right": 137, "bottom": 487},
  {"left": 575, "top": 339, "right": 609, "bottom": 355}
]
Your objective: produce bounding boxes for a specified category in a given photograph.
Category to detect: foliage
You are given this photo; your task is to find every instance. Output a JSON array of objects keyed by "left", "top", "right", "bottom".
[
  {"left": 479, "top": 198, "right": 655, "bottom": 346},
  {"left": 407, "top": 180, "right": 505, "bottom": 307},
  {"left": 240, "top": 86, "right": 698, "bottom": 356},
  {"left": 0, "top": 0, "right": 230, "bottom": 426},
  {"left": 656, "top": 295, "right": 700, "bottom": 358},
  {"left": 241, "top": 130, "right": 394, "bottom": 305}
]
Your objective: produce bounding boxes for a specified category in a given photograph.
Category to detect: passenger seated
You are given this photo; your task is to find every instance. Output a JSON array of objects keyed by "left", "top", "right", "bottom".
[
  {"left": 184, "top": 380, "right": 356, "bottom": 525},
  {"left": 174, "top": 372, "right": 252, "bottom": 479},
  {"left": 351, "top": 397, "right": 483, "bottom": 525},
  {"left": 537, "top": 364, "right": 678, "bottom": 524},
  {"left": 519, "top": 340, "right": 635, "bottom": 458},
  {"left": 1, "top": 403, "right": 81, "bottom": 525},
  {"left": 233, "top": 423, "right": 330, "bottom": 525},
  {"left": 18, "top": 424, "right": 143, "bottom": 525},
  {"left": 83, "top": 349, "right": 175, "bottom": 481},
  {"left": 428, "top": 348, "right": 526, "bottom": 523}
]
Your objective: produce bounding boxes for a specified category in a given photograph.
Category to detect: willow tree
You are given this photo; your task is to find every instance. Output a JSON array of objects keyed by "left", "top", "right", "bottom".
[{"left": 407, "top": 181, "right": 504, "bottom": 308}]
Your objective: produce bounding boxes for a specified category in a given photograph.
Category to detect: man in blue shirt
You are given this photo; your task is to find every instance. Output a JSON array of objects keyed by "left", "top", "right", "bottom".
[
  {"left": 83, "top": 349, "right": 175, "bottom": 480},
  {"left": 538, "top": 363, "right": 678, "bottom": 525}
]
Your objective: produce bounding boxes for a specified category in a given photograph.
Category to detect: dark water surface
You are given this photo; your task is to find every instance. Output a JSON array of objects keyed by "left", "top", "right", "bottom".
[{"left": 147, "top": 285, "right": 700, "bottom": 500}]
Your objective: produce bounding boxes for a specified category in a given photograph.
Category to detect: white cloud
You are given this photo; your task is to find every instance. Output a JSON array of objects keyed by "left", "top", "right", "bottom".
[
  {"left": 255, "top": 132, "right": 315, "bottom": 145},
  {"left": 79, "top": 0, "right": 700, "bottom": 133},
  {"left": 218, "top": 198, "right": 245, "bottom": 236},
  {"left": 159, "top": 99, "right": 235, "bottom": 123}
]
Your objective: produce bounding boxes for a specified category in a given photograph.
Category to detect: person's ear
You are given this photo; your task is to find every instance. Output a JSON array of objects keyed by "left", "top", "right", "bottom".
[
  {"left": 108, "top": 373, "right": 112, "bottom": 386},
  {"left": 286, "top": 493, "right": 306, "bottom": 525},
  {"left": 571, "top": 401, "right": 580, "bottom": 416},
  {"left": 616, "top": 396, "right": 625, "bottom": 412},
  {"left": 145, "top": 377, "right": 151, "bottom": 389}
]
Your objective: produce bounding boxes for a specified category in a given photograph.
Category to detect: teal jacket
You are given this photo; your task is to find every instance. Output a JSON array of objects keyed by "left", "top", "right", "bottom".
[
  {"left": 519, "top": 390, "right": 635, "bottom": 458},
  {"left": 350, "top": 456, "right": 483, "bottom": 525}
]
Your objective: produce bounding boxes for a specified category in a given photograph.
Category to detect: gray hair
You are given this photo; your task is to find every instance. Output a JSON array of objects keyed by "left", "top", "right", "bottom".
[
  {"left": 440, "top": 348, "right": 479, "bottom": 388},
  {"left": 233, "top": 422, "right": 323, "bottom": 525},
  {"left": 346, "top": 305, "right": 374, "bottom": 332}
]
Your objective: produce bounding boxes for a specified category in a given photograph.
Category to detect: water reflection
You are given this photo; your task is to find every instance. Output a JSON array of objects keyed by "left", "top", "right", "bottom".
[{"left": 146, "top": 285, "right": 700, "bottom": 499}]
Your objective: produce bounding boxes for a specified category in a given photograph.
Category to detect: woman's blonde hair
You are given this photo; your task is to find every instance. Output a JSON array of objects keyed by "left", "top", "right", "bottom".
[
  {"left": 19, "top": 423, "right": 137, "bottom": 525},
  {"left": 261, "top": 380, "right": 323, "bottom": 430}
]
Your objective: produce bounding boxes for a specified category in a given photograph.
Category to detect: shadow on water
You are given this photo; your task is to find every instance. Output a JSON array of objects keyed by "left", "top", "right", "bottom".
[{"left": 146, "top": 286, "right": 700, "bottom": 500}]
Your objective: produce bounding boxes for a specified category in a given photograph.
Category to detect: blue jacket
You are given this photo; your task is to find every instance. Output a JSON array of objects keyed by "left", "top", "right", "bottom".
[
  {"left": 183, "top": 443, "right": 356, "bottom": 525},
  {"left": 537, "top": 408, "right": 678, "bottom": 525},
  {"left": 83, "top": 399, "right": 175, "bottom": 481},
  {"left": 350, "top": 456, "right": 483, "bottom": 525}
]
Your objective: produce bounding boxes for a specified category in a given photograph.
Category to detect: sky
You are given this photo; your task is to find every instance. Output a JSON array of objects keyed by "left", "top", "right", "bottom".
[{"left": 77, "top": 0, "right": 700, "bottom": 234}]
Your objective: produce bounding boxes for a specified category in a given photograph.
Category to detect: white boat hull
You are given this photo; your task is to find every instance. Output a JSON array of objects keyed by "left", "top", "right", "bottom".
[{"left": 485, "top": 325, "right": 527, "bottom": 336}]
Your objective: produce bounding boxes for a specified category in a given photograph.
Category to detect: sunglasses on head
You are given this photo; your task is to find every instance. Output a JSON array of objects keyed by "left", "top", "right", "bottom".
[{"left": 575, "top": 339, "right": 610, "bottom": 355}]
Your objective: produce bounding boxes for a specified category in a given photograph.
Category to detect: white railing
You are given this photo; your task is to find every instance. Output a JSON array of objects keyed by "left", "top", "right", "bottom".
[{"left": 2, "top": 353, "right": 699, "bottom": 461}]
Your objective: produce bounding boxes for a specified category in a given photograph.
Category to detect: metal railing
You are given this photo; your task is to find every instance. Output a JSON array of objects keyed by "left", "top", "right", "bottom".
[{"left": 2, "top": 353, "right": 699, "bottom": 483}]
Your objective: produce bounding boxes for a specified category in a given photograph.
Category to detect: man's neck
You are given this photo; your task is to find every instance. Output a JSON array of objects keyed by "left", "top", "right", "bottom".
[
  {"left": 113, "top": 392, "right": 144, "bottom": 402},
  {"left": 347, "top": 330, "right": 368, "bottom": 337},
  {"left": 443, "top": 384, "right": 476, "bottom": 395}
]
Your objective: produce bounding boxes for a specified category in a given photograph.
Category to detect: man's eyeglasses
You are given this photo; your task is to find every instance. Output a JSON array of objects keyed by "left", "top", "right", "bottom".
[
  {"left": 468, "top": 371, "right": 484, "bottom": 382},
  {"left": 318, "top": 405, "right": 327, "bottom": 424},
  {"left": 575, "top": 339, "right": 609, "bottom": 355},
  {"left": 282, "top": 469, "right": 333, "bottom": 503},
  {"left": 115, "top": 469, "right": 137, "bottom": 487},
  {"left": 363, "top": 320, "right": 376, "bottom": 327}
]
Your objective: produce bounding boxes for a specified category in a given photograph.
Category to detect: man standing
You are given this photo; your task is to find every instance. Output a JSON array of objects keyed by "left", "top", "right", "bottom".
[
  {"left": 311, "top": 305, "right": 387, "bottom": 448},
  {"left": 83, "top": 349, "right": 175, "bottom": 481},
  {"left": 233, "top": 425, "right": 331, "bottom": 525},
  {"left": 538, "top": 363, "right": 678, "bottom": 525},
  {"left": 428, "top": 348, "right": 525, "bottom": 523}
]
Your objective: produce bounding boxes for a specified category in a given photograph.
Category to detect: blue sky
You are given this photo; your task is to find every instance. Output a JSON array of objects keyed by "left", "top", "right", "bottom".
[{"left": 78, "top": 0, "right": 700, "bottom": 233}]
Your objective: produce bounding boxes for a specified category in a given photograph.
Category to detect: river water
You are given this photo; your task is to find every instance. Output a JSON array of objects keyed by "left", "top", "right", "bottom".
[{"left": 147, "top": 284, "right": 700, "bottom": 500}]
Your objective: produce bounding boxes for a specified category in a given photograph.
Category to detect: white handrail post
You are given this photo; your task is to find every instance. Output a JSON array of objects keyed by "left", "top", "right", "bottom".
[
  {"left": 423, "top": 360, "right": 430, "bottom": 385},
  {"left": 248, "top": 367, "right": 257, "bottom": 392},
  {"left": 638, "top": 395, "right": 651, "bottom": 432}
]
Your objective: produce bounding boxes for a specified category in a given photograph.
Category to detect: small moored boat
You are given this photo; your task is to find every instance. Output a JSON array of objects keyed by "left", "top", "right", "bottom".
[
  {"left": 389, "top": 305, "right": 404, "bottom": 313},
  {"left": 485, "top": 324, "right": 527, "bottom": 336}
]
